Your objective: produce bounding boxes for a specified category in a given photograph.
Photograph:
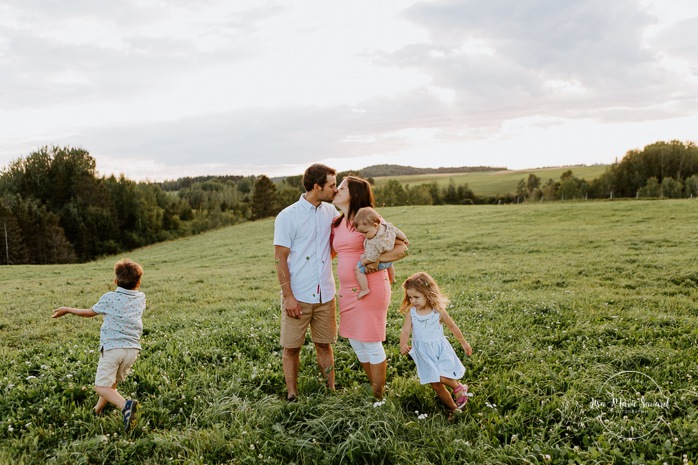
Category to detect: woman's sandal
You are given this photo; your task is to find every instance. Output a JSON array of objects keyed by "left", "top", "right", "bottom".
[{"left": 453, "top": 383, "right": 469, "bottom": 410}]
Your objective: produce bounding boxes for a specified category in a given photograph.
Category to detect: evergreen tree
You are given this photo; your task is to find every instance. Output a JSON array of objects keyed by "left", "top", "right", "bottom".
[
  {"left": 251, "top": 175, "right": 279, "bottom": 219},
  {"left": 0, "top": 199, "right": 28, "bottom": 265}
]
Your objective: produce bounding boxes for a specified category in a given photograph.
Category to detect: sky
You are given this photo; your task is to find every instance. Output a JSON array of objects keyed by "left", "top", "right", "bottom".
[{"left": 1, "top": 0, "right": 697, "bottom": 181}]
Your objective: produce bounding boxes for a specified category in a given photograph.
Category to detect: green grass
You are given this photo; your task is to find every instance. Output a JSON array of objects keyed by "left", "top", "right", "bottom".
[
  {"left": 371, "top": 165, "right": 609, "bottom": 196},
  {"left": 1, "top": 200, "right": 697, "bottom": 464}
]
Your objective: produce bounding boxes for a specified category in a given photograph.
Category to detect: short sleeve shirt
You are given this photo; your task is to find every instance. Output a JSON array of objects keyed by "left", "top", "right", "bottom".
[
  {"left": 273, "top": 194, "right": 339, "bottom": 304},
  {"left": 92, "top": 287, "right": 146, "bottom": 351}
]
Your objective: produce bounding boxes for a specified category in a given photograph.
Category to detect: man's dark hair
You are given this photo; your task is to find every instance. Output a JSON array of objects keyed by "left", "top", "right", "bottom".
[{"left": 303, "top": 164, "right": 336, "bottom": 192}]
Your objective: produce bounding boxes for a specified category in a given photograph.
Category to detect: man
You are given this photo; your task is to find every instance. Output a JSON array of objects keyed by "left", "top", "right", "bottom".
[{"left": 273, "top": 164, "right": 339, "bottom": 401}]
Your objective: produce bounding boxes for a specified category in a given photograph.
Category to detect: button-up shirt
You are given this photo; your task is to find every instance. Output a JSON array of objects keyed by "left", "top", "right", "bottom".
[
  {"left": 273, "top": 194, "right": 339, "bottom": 304},
  {"left": 92, "top": 287, "right": 146, "bottom": 351}
]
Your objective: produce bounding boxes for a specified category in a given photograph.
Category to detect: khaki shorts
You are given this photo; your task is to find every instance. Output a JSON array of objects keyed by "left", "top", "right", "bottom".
[
  {"left": 280, "top": 298, "right": 337, "bottom": 348},
  {"left": 95, "top": 348, "right": 140, "bottom": 387}
]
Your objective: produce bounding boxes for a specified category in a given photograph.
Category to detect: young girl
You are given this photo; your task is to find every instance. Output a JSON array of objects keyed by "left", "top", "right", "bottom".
[{"left": 399, "top": 272, "right": 473, "bottom": 411}]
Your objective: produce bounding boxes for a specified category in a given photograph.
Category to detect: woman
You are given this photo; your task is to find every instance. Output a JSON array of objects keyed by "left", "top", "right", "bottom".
[{"left": 332, "top": 176, "right": 407, "bottom": 398}]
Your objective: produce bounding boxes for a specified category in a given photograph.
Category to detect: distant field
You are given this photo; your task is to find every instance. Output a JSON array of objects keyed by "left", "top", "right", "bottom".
[
  {"left": 1, "top": 199, "right": 696, "bottom": 464},
  {"left": 371, "top": 165, "right": 609, "bottom": 196}
]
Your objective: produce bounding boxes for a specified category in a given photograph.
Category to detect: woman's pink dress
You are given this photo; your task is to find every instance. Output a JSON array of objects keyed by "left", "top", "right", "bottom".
[{"left": 332, "top": 218, "right": 391, "bottom": 342}]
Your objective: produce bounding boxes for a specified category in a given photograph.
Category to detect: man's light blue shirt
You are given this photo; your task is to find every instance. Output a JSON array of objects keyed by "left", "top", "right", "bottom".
[{"left": 273, "top": 194, "right": 339, "bottom": 304}]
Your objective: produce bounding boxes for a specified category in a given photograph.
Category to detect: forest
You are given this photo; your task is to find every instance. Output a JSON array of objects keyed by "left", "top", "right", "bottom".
[
  {"left": 511, "top": 140, "right": 698, "bottom": 203},
  {"left": 1, "top": 140, "right": 696, "bottom": 264}
]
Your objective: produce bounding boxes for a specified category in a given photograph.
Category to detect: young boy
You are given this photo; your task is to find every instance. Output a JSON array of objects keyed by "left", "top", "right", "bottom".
[{"left": 51, "top": 258, "right": 146, "bottom": 433}]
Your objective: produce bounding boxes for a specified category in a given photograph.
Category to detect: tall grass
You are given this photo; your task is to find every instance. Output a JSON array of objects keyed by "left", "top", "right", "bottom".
[{"left": 1, "top": 200, "right": 696, "bottom": 464}]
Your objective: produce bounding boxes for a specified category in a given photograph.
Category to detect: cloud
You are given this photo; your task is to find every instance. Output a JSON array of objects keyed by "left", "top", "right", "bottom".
[
  {"left": 651, "top": 17, "right": 698, "bottom": 61},
  {"left": 70, "top": 88, "right": 455, "bottom": 168},
  {"left": 380, "top": 0, "right": 693, "bottom": 124},
  {"left": 1, "top": 0, "right": 697, "bottom": 180},
  {"left": 0, "top": 1, "right": 281, "bottom": 108}
]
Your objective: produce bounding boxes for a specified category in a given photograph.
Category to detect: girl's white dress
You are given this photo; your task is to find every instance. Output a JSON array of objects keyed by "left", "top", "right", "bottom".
[{"left": 408, "top": 307, "right": 465, "bottom": 384}]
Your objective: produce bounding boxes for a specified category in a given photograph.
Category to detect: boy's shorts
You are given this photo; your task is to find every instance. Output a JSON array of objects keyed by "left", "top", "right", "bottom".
[
  {"left": 280, "top": 298, "right": 336, "bottom": 348},
  {"left": 356, "top": 260, "right": 392, "bottom": 274},
  {"left": 95, "top": 348, "right": 140, "bottom": 387}
]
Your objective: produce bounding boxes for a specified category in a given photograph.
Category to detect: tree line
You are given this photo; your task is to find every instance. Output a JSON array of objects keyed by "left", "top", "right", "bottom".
[
  {"left": 1, "top": 140, "right": 696, "bottom": 264},
  {"left": 359, "top": 164, "right": 505, "bottom": 177},
  {"left": 512, "top": 140, "right": 698, "bottom": 202},
  {"left": 367, "top": 141, "right": 697, "bottom": 206},
  {"left": 0, "top": 147, "right": 304, "bottom": 264}
]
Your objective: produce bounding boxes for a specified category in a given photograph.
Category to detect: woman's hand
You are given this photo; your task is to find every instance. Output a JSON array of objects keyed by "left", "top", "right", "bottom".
[
  {"left": 400, "top": 343, "right": 412, "bottom": 355},
  {"left": 461, "top": 341, "right": 473, "bottom": 356}
]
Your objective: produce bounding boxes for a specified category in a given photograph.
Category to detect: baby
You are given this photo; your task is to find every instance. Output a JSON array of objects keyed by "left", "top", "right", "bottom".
[{"left": 354, "top": 207, "right": 408, "bottom": 299}]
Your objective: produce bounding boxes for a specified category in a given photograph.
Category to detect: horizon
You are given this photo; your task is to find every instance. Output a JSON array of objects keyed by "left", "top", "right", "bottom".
[{"left": 127, "top": 161, "right": 612, "bottom": 183}]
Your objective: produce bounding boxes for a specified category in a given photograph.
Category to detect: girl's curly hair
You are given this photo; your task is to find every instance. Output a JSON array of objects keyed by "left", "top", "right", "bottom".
[{"left": 399, "top": 272, "right": 449, "bottom": 315}]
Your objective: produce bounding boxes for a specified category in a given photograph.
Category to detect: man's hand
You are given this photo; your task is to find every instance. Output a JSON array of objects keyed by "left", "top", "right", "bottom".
[{"left": 283, "top": 295, "right": 303, "bottom": 319}]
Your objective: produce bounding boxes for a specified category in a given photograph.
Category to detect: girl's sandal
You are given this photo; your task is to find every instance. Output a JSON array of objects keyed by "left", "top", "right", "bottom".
[{"left": 453, "top": 383, "right": 469, "bottom": 410}]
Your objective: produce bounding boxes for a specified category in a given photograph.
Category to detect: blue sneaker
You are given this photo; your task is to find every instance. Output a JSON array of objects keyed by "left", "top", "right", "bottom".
[{"left": 122, "top": 399, "right": 138, "bottom": 432}]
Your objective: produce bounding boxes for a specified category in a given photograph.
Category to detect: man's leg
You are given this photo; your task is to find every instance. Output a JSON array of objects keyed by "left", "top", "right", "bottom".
[
  {"left": 282, "top": 347, "right": 301, "bottom": 400},
  {"left": 314, "top": 342, "right": 335, "bottom": 390},
  {"left": 309, "top": 299, "right": 337, "bottom": 391}
]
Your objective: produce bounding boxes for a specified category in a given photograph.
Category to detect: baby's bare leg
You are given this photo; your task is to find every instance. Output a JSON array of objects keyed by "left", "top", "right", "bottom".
[
  {"left": 387, "top": 264, "right": 395, "bottom": 284},
  {"left": 354, "top": 266, "right": 371, "bottom": 299}
]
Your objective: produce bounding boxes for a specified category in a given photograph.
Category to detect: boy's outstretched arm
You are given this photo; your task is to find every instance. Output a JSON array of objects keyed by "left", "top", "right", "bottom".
[{"left": 52, "top": 307, "right": 98, "bottom": 318}]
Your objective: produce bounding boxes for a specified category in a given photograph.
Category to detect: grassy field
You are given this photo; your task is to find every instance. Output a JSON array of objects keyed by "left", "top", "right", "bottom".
[
  {"left": 371, "top": 165, "right": 609, "bottom": 196},
  {"left": 1, "top": 199, "right": 697, "bottom": 464}
]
